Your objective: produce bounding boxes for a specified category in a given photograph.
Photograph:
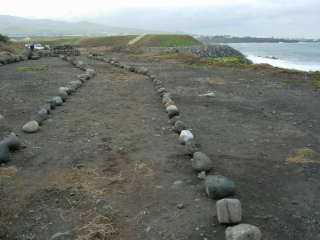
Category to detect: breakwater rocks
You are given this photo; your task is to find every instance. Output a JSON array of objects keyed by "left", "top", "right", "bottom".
[
  {"left": 144, "top": 45, "right": 250, "bottom": 61},
  {"left": 89, "top": 54, "right": 262, "bottom": 240},
  {"left": 0, "top": 51, "right": 26, "bottom": 66}
]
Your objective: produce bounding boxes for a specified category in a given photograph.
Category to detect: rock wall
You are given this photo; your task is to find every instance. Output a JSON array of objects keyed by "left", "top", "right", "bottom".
[{"left": 144, "top": 44, "right": 247, "bottom": 59}]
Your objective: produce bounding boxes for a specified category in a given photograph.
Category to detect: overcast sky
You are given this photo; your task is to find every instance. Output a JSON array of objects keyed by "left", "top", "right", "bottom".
[{"left": 1, "top": 0, "right": 319, "bottom": 38}]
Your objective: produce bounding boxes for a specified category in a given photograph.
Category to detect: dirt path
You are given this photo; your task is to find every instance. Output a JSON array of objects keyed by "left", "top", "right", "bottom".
[
  {"left": 97, "top": 53, "right": 320, "bottom": 240},
  {"left": 1, "top": 58, "right": 221, "bottom": 240}
]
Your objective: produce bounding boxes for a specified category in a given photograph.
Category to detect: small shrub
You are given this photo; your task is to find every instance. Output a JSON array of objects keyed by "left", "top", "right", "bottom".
[
  {"left": 311, "top": 71, "right": 320, "bottom": 89},
  {"left": 0, "top": 34, "right": 9, "bottom": 43}
]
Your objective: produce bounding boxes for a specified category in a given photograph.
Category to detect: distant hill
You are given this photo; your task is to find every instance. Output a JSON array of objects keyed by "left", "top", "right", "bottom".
[
  {"left": 0, "top": 15, "right": 152, "bottom": 37},
  {"left": 130, "top": 34, "right": 203, "bottom": 48}
]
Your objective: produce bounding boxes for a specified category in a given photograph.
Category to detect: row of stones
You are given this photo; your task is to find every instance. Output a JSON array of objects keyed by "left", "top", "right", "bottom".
[
  {"left": 88, "top": 54, "right": 262, "bottom": 240},
  {"left": 22, "top": 55, "right": 96, "bottom": 134},
  {"left": 0, "top": 52, "right": 27, "bottom": 66},
  {"left": 0, "top": 56, "right": 96, "bottom": 165}
]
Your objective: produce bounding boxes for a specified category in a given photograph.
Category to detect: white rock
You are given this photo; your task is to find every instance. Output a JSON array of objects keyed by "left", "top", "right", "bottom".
[
  {"left": 22, "top": 121, "right": 39, "bottom": 133},
  {"left": 58, "top": 88, "right": 68, "bottom": 100},
  {"left": 86, "top": 68, "right": 96, "bottom": 77},
  {"left": 217, "top": 198, "right": 242, "bottom": 224},
  {"left": 52, "top": 96, "right": 63, "bottom": 106},
  {"left": 0, "top": 114, "right": 4, "bottom": 121},
  {"left": 179, "top": 130, "right": 194, "bottom": 145},
  {"left": 226, "top": 224, "right": 262, "bottom": 240},
  {"left": 166, "top": 105, "right": 179, "bottom": 118}
]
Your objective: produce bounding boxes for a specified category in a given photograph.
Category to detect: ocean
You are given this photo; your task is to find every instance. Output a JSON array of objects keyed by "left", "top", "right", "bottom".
[{"left": 228, "top": 42, "right": 320, "bottom": 72}]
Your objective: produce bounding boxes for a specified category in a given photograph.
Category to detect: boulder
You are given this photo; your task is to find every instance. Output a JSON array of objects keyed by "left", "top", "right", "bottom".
[
  {"left": 205, "top": 175, "right": 235, "bottom": 199},
  {"left": 157, "top": 87, "right": 167, "bottom": 95},
  {"left": 166, "top": 105, "right": 179, "bottom": 119},
  {"left": 86, "top": 68, "right": 96, "bottom": 77},
  {"left": 179, "top": 130, "right": 194, "bottom": 145},
  {"left": 33, "top": 108, "right": 49, "bottom": 125},
  {"left": 225, "top": 224, "right": 262, "bottom": 240},
  {"left": 22, "top": 121, "right": 40, "bottom": 133},
  {"left": 174, "top": 120, "right": 186, "bottom": 133},
  {"left": 162, "top": 95, "right": 172, "bottom": 105},
  {"left": 0, "top": 133, "right": 20, "bottom": 151},
  {"left": 41, "top": 103, "right": 52, "bottom": 113},
  {"left": 164, "top": 100, "right": 176, "bottom": 108},
  {"left": 59, "top": 87, "right": 71, "bottom": 95},
  {"left": 191, "top": 152, "right": 213, "bottom": 172},
  {"left": 52, "top": 96, "right": 63, "bottom": 106},
  {"left": 67, "top": 81, "right": 81, "bottom": 93},
  {"left": 0, "top": 143, "right": 10, "bottom": 164},
  {"left": 58, "top": 88, "right": 69, "bottom": 101},
  {"left": 217, "top": 199, "right": 242, "bottom": 224},
  {"left": 78, "top": 73, "right": 90, "bottom": 82}
]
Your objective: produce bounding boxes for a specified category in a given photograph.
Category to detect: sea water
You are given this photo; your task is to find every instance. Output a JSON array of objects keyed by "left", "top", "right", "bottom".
[{"left": 228, "top": 42, "right": 320, "bottom": 72}]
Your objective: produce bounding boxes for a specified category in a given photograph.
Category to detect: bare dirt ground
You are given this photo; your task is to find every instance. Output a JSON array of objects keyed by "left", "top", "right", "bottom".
[
  {"left": 1, "top": 53, "right": 320, "bottom": 240},
  {"left": 1, "top": 57, "right": 221, "bottom": 240}
]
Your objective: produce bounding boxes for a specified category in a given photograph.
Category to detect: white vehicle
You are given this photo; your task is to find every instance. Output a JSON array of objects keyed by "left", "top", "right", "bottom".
[{"left": 34, "top": 43, "right": 44, "bottom": 50}]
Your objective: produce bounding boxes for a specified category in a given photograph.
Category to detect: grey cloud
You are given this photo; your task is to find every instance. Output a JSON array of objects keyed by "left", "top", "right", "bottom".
[{"left": 81, "top": 0, "right": 320, "bottom": 38}]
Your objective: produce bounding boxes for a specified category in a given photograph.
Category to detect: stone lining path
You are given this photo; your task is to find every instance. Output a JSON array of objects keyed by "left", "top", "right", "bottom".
[{"left": 1, "top": 57, "right": 224, "bottom": 239}]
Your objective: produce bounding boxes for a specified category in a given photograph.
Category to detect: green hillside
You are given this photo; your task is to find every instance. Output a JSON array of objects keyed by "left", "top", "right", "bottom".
[{"left": 131, "top": 34, "right": 203, "bottom": 47}]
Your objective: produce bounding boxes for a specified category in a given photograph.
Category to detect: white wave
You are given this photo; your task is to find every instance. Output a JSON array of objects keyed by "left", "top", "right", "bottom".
[{"left": 247, "top": 55, "right": 320, "bottom": 72}]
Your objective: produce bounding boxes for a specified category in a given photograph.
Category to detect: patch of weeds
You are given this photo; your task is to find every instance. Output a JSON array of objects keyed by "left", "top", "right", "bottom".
[
  {"left": 311, "top": 71, "right": 320, "bottom": 89},
  {"left": 205, "top": 56, "right": 250, "bottom": 66},
  {"left": 287, "top": 148, "right": 320, "bottom": 164},
  {"left": 16, "top": 65, "right": 48, "bottom": 72}
]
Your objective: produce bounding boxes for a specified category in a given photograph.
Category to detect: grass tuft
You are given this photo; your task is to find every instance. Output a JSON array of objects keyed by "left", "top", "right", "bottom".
[
  {"left": 287, "top": 148, "right": 320, "bottom": 164},
  {"left": 16, "top": 65, "right": 48, "bottom": 72}
]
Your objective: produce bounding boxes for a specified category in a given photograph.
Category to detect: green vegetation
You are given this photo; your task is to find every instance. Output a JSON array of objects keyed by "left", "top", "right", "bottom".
[
  {"left": 17, "top": 65, "right": 48, "bottom": 72},
  {"left": 132, "top": 34, "right": 202, "bottom": 47},
  {"left": 151, "top": 52, "right": 250, "bottom": 67},
  {"left": 206, "top": 56, "right": 250, "bottom": 66},
  {"left": 287, "top": 148, "right": 320, "bottom": 164},
  {"left": 0, "top": 34, "right": 9, "bottom": 43},
  {"left": 311, "top": 71, "right": 320, "bottom": 88}
]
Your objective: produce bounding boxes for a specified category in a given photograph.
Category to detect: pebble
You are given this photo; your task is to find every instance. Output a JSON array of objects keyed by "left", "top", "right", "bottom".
[
  {"left": 179, "top": 130, "right": 194, "bottom": 145},
  {"left": 225, "top": 224, "right": 262, "bottom": 240},
  {"left": 191, "top": 152, "right": 213, "bottom": 172},
  {"left": 216, "top": 198, "right": 242, "bottom": 224},
  {"left": 0, "top": 114, "right": 4, "bottom": 121},
  {"left": 0, "top": 133, "right": 21, "bottom": 151},
  {"left": 22, "top": 120, "right": 39, "bottom": 133},
  {"left": 205, "top": 175, "right": 235, "bottom": 199},
  {"left": 174, "top": 120, "right": 187, "bottom": 133},
  {"left": 0, "top": 143, "right": 10, "bottom": 163}
]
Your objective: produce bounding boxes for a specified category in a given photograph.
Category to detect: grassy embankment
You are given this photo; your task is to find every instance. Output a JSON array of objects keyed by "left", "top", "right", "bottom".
[{"left": 131, "top": 34, "right": 203, "bottom": 48}]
